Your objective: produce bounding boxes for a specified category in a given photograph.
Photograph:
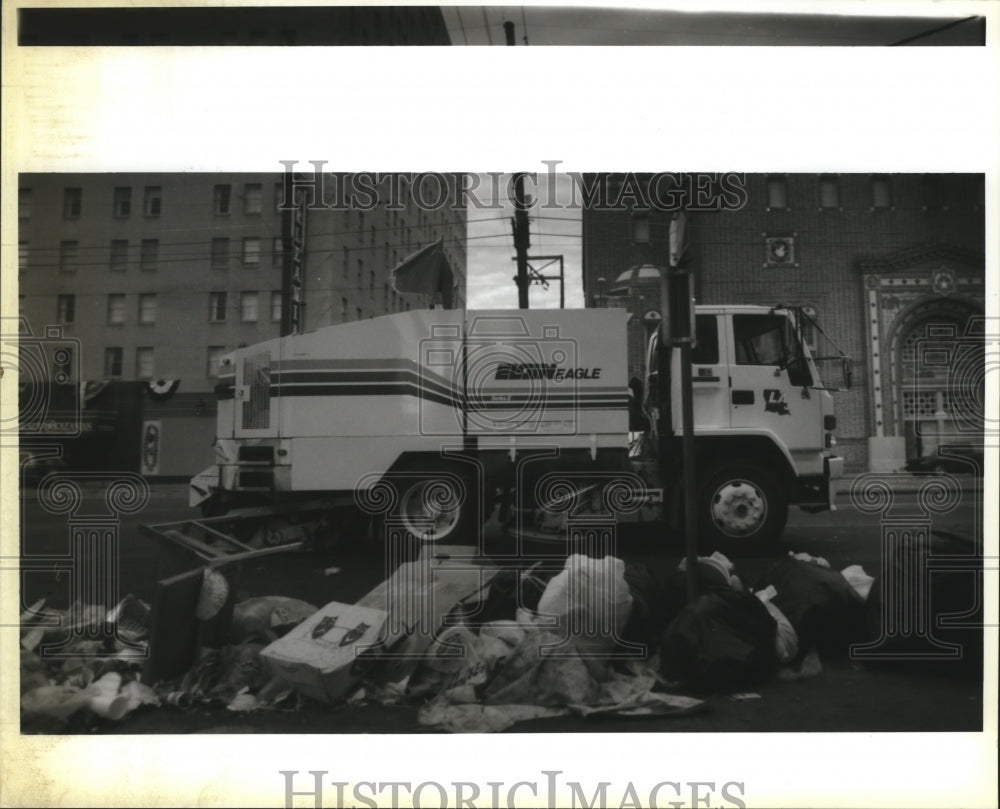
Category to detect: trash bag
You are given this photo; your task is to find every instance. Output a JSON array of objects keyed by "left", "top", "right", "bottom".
[
  {"left": 230, "top": 597, "right": 318, "bottom": 643},
  {"left": 407, "top": 624, "right": 485, "bottom": 699},
  {"left": 840, "top": 565, "right": 875, "bottom": 601},
  {"left": 754, "top": 586, "right": 799, "bottom": 664},
  {"left": 659, "top": 589, "right": 779, "bottom": 689},
  {"left": 482, "top": 629, "right": 604, "bottom": 707},
  {"left": 753, "top": 557, "right": 866, "bottom": 659},
  {"left": 862, "top": 530, "right": 983, "bottom": 678},
  {"left": 478, "top": 567, "right": 548, "bottom": 624},
  {"left": 536, "top": 555, "right": 633, "bottom": 656},
  {"left": 621, "top": 561, "right": 678, "bottom": 648}
]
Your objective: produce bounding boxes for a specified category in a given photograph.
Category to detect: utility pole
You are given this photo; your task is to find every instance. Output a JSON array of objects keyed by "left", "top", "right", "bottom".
[{"left": 505, "top": 21, "right": 531, "bottom": 309}]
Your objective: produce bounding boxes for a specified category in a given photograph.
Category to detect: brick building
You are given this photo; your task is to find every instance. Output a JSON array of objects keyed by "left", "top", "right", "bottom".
[
  {"left": 581, "top": 173, "right": 986, "bottom": 472},
  {"left": 17, "top": 172, "right": 467, "bottom": 476}
]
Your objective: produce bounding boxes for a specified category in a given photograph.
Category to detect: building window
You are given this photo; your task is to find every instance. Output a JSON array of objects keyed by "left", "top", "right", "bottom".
[
  {"left": 384, "top": 282, "right": 389, "bottom": 309},
  {"left": 63, "top": 188, "right": 82, "bottom": 219},
  {"left": 240, "top": 291, "right": 259, "bottom": 322},
  {"left": 357, "top": 258, "right": 363, "bottom": 286},
  {"left": 110, "top": 240, "right": 129, "bottom": 272},
  {"left": 342, "top": 246, "right": 349, "bottom": 276},
  {"left": 370, "top": 269, "right": 375, "bottom": 292},
  {"left": 211, "top": 238, "right": 229, "bottom": 270},
  {"left": 135, "top": 347, "right": 154, "bottom": 379},
  {"left": 113, "top": 187, "right": 132, "bottom": 218},
  {"left": 371, "top": 225, "right": 376, "bottom": 247},
  {"left": 631, "top": 213, "right": 650, "bottom": 244},
  {"left": 104, "top": 347, "right": 124, "bottom": 377},
  {"left": 56, "top": 294, "right": 75, "bottom": 325},
  {"left": 209, "top": 292, "right": 227, "bottom": 322},
  {"left": 243, "top": 237, "right": 261, "bottom": 267},
  {"left": 244, "top": 183, "right": 263, "bottom": 214},
  {"left": 59, "top": 241, "right": 79, "bottom": 273},
  {"left": 272, "top": 236, "right": 285, "bottom": 268},
  {"left": 819, "top": 175, "right": 839, "bottom": 209},
  {"left": 923, "top": 174, "right": 944, "bottom": 210},
  {"left": 356, "top": 306, "right": 362, "bottom": 321},
  {"left": 18, "top": 188, "right": 31, "bottom": 220},
  {"left": 18, "top": 242, "right": 28, "bottom": 274},
  {"left": 143, "top": 186, "right": 162, "bottom": 216},
  {"left": 138, "top": 293, "right": 157, "bottom": 325},
  {"left": 766, "top": 175, "right": 787, "bottom": 210},
  {"left": 213, "top": 184, "right": 232, "bottom": 215},
  {"left": 358, "top": 211, "right": 364, "bottom": 236},
  {"left": 871, "top": 175, "right": 892, "bottom": 208},
  {"left": 140, "top": 239, "right": 159, "bottom": 271},
  {"left": 270, "top": 291, "right": 283, "bottom": 322},
  {"left": 341, "top": 297, "right": 348, "bottom": 320},
  {"left": 206, "top": 346, "right": 226, "bottom": 378},
  {"left": 107, "top": 294, "right": 126, "bottom": 325}
]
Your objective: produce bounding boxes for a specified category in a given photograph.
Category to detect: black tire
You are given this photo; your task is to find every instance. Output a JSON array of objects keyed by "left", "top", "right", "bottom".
[
  {"left": 392, "top": 464, "right": 479, "bottom": 546},
  {"left": 697, "top": 462, "right": 788, "bottom": 555}
]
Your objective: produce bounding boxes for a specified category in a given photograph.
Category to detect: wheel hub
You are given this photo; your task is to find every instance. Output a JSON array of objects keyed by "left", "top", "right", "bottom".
[
  {"left": 710, "top": 481, "right": 766, "bottom": 537},
  {"left": 400, "top": 480, "right": 462, "bottom": 542}
]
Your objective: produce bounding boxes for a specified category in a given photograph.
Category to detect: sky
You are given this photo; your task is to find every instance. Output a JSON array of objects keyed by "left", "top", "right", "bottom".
[{"left": 464, "top": 171, "right": 584, "bottom": 310}]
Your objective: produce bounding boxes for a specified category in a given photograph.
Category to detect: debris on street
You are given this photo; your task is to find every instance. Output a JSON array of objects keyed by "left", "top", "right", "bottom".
[{"left": 19, "top": 533, "right": 977, "bottom": 733}]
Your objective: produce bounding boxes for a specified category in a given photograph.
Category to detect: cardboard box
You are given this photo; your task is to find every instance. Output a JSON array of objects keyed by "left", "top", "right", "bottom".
[{"left": 260, "top": 602, "right": 388, "bottom": 703}]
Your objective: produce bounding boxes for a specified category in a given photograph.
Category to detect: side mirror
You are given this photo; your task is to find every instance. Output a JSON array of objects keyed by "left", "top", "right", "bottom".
[{"left": 842, "top": 357, "right": 853, "bottom": 390}]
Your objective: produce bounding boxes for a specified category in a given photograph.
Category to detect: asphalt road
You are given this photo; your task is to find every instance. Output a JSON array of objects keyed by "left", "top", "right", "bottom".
[{"left": 16, "top": 479, "right": 985, "bottom": 735}]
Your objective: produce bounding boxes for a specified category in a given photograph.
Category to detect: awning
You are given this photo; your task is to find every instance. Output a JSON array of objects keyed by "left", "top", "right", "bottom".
[{"left": 391, "top": 237, "right": 455, "bottom": 309}]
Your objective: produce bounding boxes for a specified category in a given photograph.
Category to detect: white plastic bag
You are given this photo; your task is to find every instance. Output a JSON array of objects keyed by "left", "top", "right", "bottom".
[
  {"left": 536, "top": 554, "right": 633, "bottom": 654},
  {"left": 840, "top": 565, "right": 875, "bottom": 601}
]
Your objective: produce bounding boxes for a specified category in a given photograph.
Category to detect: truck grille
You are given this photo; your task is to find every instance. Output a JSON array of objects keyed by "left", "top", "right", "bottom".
[
  {"left": 241, "top": 351, "right": 271, "bottom": 430},
  {"left": 237, "top": 469, "right": 273, "bottom": 489},
  {"left": 238, "top": 445, "right": 274, "bottom": 464}
]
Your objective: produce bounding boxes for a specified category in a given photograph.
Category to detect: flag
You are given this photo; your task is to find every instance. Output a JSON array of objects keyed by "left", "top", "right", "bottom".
[{"left": 391, "top": 238, "right": 454, "bottom": 309}]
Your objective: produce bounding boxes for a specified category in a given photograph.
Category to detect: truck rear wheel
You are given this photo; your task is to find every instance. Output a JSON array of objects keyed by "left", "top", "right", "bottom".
[
  {"left": 698, "top": 463, "right": 788, "bottom": 554},
  {"left": 396, "top": 467, "right": 476, "bottom": 545}
]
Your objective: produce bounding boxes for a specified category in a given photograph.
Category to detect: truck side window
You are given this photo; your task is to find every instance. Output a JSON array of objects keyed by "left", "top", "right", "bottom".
[
  {"left": 691, "top": 315, "right": 719, "bottom": 365},
  {"left": 733, "top": 315, "right": 785, "bottom": 365}
]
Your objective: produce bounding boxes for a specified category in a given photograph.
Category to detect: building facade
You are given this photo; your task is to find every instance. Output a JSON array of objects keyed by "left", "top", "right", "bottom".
[
  {"left": 580, "top": 173, "right": 986, "bottom": 472},
  {"left": 17, "top": 172, "right": 467, "bottom": 477}
]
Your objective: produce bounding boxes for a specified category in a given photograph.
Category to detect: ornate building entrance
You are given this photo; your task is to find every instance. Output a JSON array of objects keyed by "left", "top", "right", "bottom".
[{"left": 860, "top": 244, "right": 985, "bottom": 472}]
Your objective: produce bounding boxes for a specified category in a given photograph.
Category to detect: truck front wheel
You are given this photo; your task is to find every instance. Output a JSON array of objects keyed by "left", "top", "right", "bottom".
[{"left": 698, "top": 463, "right": 788, "bottom": 554}]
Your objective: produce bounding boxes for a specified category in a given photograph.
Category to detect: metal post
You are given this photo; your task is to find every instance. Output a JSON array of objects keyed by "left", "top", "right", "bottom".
[
  {"left": 512, "top": 173, "right": 530, "bottom": 309},
  {"left": 679, "top": 335, "right": 698, "bottom": 603}
]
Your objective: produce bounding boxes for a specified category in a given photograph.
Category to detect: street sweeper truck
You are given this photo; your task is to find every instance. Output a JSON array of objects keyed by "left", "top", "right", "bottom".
[{"left": 183, "top": 304, "right": 846, "bottom": 554}]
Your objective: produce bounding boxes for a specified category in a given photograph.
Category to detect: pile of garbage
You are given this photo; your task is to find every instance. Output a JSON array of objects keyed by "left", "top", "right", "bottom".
[{"left": 20, "top": 531, "right": 980, "bottom": 732}]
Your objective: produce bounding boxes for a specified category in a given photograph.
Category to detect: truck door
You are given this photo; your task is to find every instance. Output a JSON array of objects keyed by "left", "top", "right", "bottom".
[
  {"left": 689, "top": 314, "right": 729, "bottom": 429},
  {"left": 234, "top": 345, "right": 280, "bottom": 438},
  {"left": 727, "top": 313, "right": 823, "bottom": 453}
]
